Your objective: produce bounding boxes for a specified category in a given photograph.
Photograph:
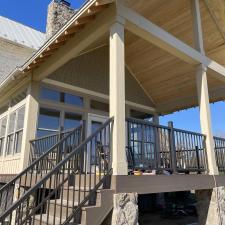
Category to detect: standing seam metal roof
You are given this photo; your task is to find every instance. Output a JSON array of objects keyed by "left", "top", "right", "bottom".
[{"left": 0, "top": 16, "right": 46, "bottom": 50}]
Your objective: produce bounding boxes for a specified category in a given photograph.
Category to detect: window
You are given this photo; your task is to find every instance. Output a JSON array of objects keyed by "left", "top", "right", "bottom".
[
  {"left": 64, "top": 93, "right": 83, "bottom": 106},
  {"left": 40, "top": 87, "right": 84, "bottom": 107},
  {"left": 64, "top": 113, "right": 82, "bottom": 130},
  {"left": 6, "top": 106, "right": 25, "bottom": 155},
  {"left": 0, "top": 117, "right": 7, "bottom": 156},
  {"left": 40, "top": 87, "right": 60, "bottom": 102},
  {"left": 130, "top": 109, "right": 153, "bottom": 122},
  {"left": 90, "top": 100, "right": 109, "bottom": 112},
  {"left": 6, "top": 112, "right": 16, "bottom": 155},
  {"left": 37, "top": 108, "right": 60, "bottom": 138},
  {"left": 15, "top": 107, "right": 25, "bottom": 153}
]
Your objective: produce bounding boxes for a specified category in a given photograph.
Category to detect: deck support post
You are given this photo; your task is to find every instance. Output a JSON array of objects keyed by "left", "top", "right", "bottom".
[
  {"left": 19, "top": 81, "right": 39, "bottom": 170},
  {"left": 196, "top": 65, "right": 218, "bottom": 175},
  {"left": 191, "top": 0, "right": 218, "bottom": 175},
  {"left": 110, "top": 20, "right": 128, "bottom": 175}
]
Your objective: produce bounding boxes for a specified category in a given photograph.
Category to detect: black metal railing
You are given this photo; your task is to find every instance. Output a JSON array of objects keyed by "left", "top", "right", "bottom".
[
  {"left": 0, "top": 118, "right": 113, "bottom": 225},
  {"left": 126, "top": 118, "right": 208, "bottom": 173},
  {"left": 214, "top": 136, "right": 225, "bottom": 172},
  {"left": 29, "top": 129, "right": 74, "bottom": 163},
  {"left": 0, "top": 124, "right": 84, "bottom": 216}
]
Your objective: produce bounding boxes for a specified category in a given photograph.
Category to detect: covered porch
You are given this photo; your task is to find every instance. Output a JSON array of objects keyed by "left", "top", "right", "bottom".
[{"left": 22, "top": 0, "right": 225, "bottom": 177}]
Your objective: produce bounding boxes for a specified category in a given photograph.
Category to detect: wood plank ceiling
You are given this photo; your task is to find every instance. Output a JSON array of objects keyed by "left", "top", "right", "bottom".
[{"left": 122, "top": 0, "right": 225, "bottom": 114}]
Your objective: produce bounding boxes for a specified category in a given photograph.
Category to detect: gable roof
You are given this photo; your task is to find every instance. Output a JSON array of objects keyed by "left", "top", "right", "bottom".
[
  {"left": 0, "top": 0, "right": 113, "bottom": 90},
  {"left": 0, "top": 16, "right": 46, "bottom": 50}
]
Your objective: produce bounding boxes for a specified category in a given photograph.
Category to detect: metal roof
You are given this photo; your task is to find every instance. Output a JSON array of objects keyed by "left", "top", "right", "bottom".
[{"left": 0, "top": 16, "right": 46, "bottom": 50}]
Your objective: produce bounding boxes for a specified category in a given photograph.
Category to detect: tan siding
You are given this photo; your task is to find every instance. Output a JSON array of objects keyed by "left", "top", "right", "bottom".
[
  {"left": 0, "top": 38, "right": 35, "bottom": 82},
  {"left": 0, "top": 157, "right": 20, "bottom": 174},
  {"left": 49, "top": 46, "right": 154, "bottom": 107}
]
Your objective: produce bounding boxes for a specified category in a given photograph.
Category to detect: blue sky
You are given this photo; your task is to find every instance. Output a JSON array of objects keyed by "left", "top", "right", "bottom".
[
  {"left": 1, "top": 0, "right": 225, "bottom": 136},
  {"left": 0, "top": 0, "right": 85, "bottom": 32},
  {"left": 160, "top": 102, "right": 225, "bottom": 136}
]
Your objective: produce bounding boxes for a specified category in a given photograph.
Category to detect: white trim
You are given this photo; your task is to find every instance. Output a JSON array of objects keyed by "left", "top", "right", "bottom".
[
  {"left": 43, "top": 78, "right": 156, "bottom": 113},
  {"left": 87, "top": 113, "right": 108, "bottom": 136},
  {"left": 191, "top": 0, "right": 204, "bottom": 54}
]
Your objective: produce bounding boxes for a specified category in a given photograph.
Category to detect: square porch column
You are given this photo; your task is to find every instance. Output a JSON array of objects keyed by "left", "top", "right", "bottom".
[
  {"left": 196, "top": 65, "right": 218, "bottom": 175},
  {"left": 19, "top": 81, "right": 39, "bottom": 170},
  {"left": 110, "top": 21, "right": 128, "bottom": 175},
  {"left": 191, "top": 0, "right": 218, "bottom": 175}
]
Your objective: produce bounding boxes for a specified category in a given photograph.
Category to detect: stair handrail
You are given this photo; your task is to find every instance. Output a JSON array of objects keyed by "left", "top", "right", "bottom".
[
  {"left": 0, "top": 118, "right": 113, "bottom": 224},
  {"left": 0, "top": 122, "right": 84, "bottom": 214},
  {"left": 29, "top": 128, "right": 75, "bottom": 164}
]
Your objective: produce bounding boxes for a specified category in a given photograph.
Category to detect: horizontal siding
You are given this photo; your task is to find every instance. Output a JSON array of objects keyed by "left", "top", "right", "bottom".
[{"left": 0, "top": 156, "right": 21, "bottom": 174}]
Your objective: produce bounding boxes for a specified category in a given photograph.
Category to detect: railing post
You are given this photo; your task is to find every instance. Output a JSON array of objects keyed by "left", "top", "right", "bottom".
[
  {"left": 195, "top": 146, "right": 201, "bottom": 174},
  {"left": 154, "top": 125, "right": 161, "bottom": 170},
  {"left": 168, "top": 122, "right": 177, "bottom": 173},
  {"left": 80, "top": 120, "right": 86, "bottom": 173}
]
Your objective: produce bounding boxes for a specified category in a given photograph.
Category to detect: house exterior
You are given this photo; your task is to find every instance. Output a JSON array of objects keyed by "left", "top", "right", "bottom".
[{"left": 0, "top": 0, "right": 225, "bottom": 224}]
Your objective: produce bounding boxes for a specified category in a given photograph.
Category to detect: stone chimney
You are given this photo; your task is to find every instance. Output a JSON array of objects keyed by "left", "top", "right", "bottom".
[{"left": 46, "top": 0, "right": 76, "bottom": 39}]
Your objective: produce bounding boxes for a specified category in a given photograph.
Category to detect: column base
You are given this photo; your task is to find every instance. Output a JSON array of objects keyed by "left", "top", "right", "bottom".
[
  {"left": 112, "top": 161, "right": 128, "bottom": 175},
  {"left": 111, "top": 193, "right": 139, "bottom": 225},
  {"left": 196, "top": 187, "right": 225, "bottom": 225}
]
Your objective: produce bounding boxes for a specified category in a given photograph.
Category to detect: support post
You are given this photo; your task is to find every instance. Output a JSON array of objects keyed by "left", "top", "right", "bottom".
[
  {"left": 110, "top": 21, "right": 128, "bottom": 175},
  {"left": 196, "top": 65, "right": 218, "bottom": 175},
  {"left": 191, "top": 0, "right": 219, "bottom": 175},
  {"left": 19, "top": 81, "right": 39, "bottom": 170}
]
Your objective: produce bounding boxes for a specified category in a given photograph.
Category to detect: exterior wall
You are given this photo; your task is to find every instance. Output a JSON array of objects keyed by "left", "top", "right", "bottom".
[
  {"left": 0, "top": 85, "right": 28, "bottom": 175},
  {"left": 48, "top": 46, "right": 154, "bottom": 107},
  {"left": 0, "top": 38, "right": 34, "bottom": 83},
  {"left": 0, "top": 46, "right": 156, "bottom": 176}
]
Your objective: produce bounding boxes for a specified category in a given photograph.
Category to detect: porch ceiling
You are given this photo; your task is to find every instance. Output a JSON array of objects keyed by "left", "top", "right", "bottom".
[
  {"left": 121, "top": 0, "right": 225, "bottom": 114},
  {"left": 125, "top": 32, "right": 224, "bottom": 114}
]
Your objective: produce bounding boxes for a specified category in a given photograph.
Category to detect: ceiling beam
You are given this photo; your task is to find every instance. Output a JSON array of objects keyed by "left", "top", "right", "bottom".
[
  {"left": 118, "top": 3, "right": 203, "bottom": 65},
  {"left": 118, "top": 3, "right": 225, "bottom": 83}
]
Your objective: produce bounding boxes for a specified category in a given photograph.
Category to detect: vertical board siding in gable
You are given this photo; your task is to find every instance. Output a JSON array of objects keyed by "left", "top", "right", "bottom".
[{"left": 48, "top": 46, "right": 154, "bottom": 107}]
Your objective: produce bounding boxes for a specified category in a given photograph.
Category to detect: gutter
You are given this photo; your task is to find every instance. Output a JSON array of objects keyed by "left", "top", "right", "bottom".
[
  {"left": 0, "top": 0, "right": 99, "bottom": 92},
  {"left": 0, "top": 67, "right": 23, "bottom": 91}
]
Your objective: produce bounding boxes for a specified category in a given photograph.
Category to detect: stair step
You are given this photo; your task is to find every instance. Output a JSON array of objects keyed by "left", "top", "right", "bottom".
[
  {"left": 35, "top": 188, "right": 113, "bottom": 225},
  {"left": 35, "top": 215, "right": 61, "bottom": 225},
  {"left": 48, "top": 199, "right": 79, "bottom": 218},
  {"left": 61, "top": 187, "right": 101, "bottom": 203},
  {"left": 35, "top": 214, "right": 81, "bottom": 225}
]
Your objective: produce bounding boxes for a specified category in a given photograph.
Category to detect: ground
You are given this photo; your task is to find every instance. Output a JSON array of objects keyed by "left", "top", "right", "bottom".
[{"left": 139, "top": 212, "right": 198, "bottom": 225}]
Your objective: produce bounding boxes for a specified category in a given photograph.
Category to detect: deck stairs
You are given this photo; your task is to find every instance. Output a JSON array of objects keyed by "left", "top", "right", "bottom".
[{"left": 0, "top": 118, "right": 114, "bottom": 225}]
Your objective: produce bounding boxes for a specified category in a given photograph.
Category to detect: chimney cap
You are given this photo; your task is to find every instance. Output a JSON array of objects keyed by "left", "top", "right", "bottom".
[{"left": 55, "top": 0, "right": 71, "bottom": 7}]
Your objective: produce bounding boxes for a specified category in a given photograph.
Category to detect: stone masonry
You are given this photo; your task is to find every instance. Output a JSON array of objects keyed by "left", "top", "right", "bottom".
[
  {"left": 46, "top": 0, "right": 76, "bottom": 39},
  {"left": 112, "top": 193, "right": 139, "bottom": 225},
  {"left": 196, "top": 187, "right": 225, "bottom": 225}
]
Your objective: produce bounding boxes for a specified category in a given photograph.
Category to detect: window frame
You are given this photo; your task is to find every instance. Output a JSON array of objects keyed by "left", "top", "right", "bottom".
[
  {"left": 40, "top": 85, "right": 84, "bottom": 108},
  {"left": 5, "top": 105, "right": 26, "bottom": 156},
  {"left": 0, "top": 116, "right": 7, "bottom": 156},
  {"left": 36, "top": 103, "right": 84, "bottom": 139}
]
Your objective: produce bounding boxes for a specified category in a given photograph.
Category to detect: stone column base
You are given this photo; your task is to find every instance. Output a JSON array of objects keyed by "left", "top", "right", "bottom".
[
  {"left": 196, "top": 187, "right": 225, "bottom": 225},
  {"left": 111, "top": 193, "right": 139, "bottom": 225}
]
